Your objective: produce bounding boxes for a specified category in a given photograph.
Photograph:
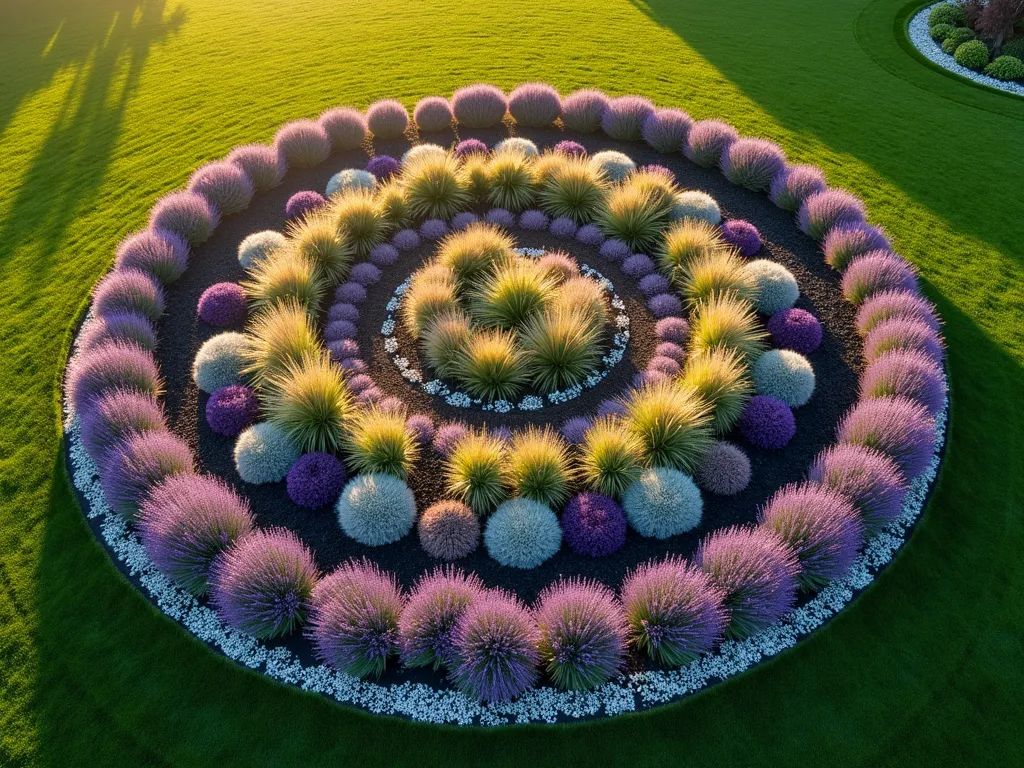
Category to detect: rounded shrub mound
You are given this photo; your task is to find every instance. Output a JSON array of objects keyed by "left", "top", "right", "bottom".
[
  {"left": 856, "top": 289, "right": 941, "bottom": 336},
  {"left": 670, "top": 190, "right": 721, "bottom": 225},
  {"left": 986, "top": 55, "right": 1024, "bottom": 80},
  {"left": 694, "top": 441, "right": 752, "bottom": 496},
  {"left": 534, "top": 579, "right": 627, "bottom": 690},
  {"left": 326, "top": 168, "right": 376, "bottom": 197},
  {"left": 67, "top": 341, "right": 162, "bottom": 414},
  {"left": 621, "top": 556, "right": 727, "bottom": 666},
  {"left": 227, "top": 144, "right": 285, "bottom": 192},
  {"left": 745, "top": 259, "right": 799, "bottom": 315},
  {"left": 758, "top": 484, "right": 863, "bottom": 591},
  {"left": 93, "top": 268, "right": 165, "bottom": 322},
  {"left": 79, "top": 311, "right": 157, "bottom": 353},
  {"left": 508, "top": 82, "right": 561, "bottom": 127},
  {"left": 238, "top": 230, "right": 285, "bottom": 269},
  {"left": 307, "top": 559, "right": 405, "bottom": 678},
  {"left": 198, "top": 282, "right": 247, "bottom": 327},
  {"left": 798, "top": 189, "right": 866, "bottom": 241},
  {"left": 720, "top": 219, "right": 762, "bottom": 256},
  {"left": 102, "top": 431, "right": 195, "bottom": 520},
  {"left": 192, "top": 332, "right": 248, "bottom": 393},
  {"left": 562, "top": 492, "right": 627, "bottom": 557},
  {"left": 451, "top": 83, "right": 507, "bottom": 128},
  {"left": 450, "top": 592, "right": 539, "bottom": 703},
  {"left": 623, "top": 467, "right": 703, "bottom": 539},
  {"left": 336, "top": 473, "right": 417, "bottom": 546},
  {"left": 684, "top": 120, "right": 738, "bottom": 167},
  {"left": 211, "top": 528, "right": 319, "bottom": 639},
  {"left": 80, "top": 390, "right": 166, "bottom": 471},
  {"left": 188, "top": 161, "right": 255, "bottom": 216},
  {"left": 274, "top": 120, "right": 331, "bottom": 169},
  {"left": 601, "top": 95, "right": 655, "bottom": 141},
  {"left": 954, "top": 39, "right": 990, "bottom": 70},
  {"left": 205, "top": 384, "right": 259, "bottom": 437},
  {"left": 823, "top": 223, "right": 891, "bottom": 272},
  {"left": 928, "top": 2, "right": 964, "bottom": 26},
  {"left": 138, "top": 474, "right": 254, "bottom": 595},
  {"left": 285, "top": 191, "right": 326, "bottom": 221},
  {"left": 808, "top": 444, "right": 908, "bottom": 536},
  {"left": 561, "top": 89, "right": 610, "bottom": 133},
  {"left": 286, "top": 452, "right": 346, "bottom": 509},
  {"left": 399, "top": 567, "right": 484, "bottom": 670},
  {"left": 419, "top": 500, "right": 481, "bottom": 560},
  {"left": 589, "top": 150, "right": 636, "bottom": 182},
  {"left": 149, "top": 191, "right": 218, "bottom": 246},
  {"left": 413, "top": 96, "right": 454, "bottom": 132},
  {"left": 837, "top": 396, "right": 935, "bottom": 480},
  {"left": 234, "top": 422, "right": 301, "bottom": 484},
  {"left": 697, "top": 525, "right": 800, "bottom": 639},
  {"left": 842, "top": 251, "right": 918, "bottom": 305},
  {"left": 753, "top": 349, "right": 816, "bottom": 407},
  {"left": 740, "top": 395, "right": 796, "bottom": 449},
  {"left": 366, "top": 99, "right": 410, "bottom": 139},
  {"left": 641, "top": 108, "right": 693, "bottom": 153},
  {"left": 720, "top": 138, "right": 786, "bottom": 191},
  {"left": 115, "top": 228, "right": 189, "bottom": 284},
  {"left": 767, "top": 308, "right": 822, "bottom": 354},
  {"left": 484, "top": 498, "right": 562, "bottom": 569},
  {"left": 864, "top": 317, "right": 945, "bottom": 364},
  {"left": 861, "top": 349, "right": 947, "bottom": 415},
  {"left": 317, "top": 106, "right": 367, "bottom": 151},
  {"left": 769, "top": 164, "right": 826, "bottom": 211}
]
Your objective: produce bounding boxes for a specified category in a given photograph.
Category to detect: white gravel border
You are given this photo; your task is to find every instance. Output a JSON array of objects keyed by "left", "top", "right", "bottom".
[
  {"left": 63, "top": 313, "right": 947, "bottom": 725},
  {"left": 908, "top": 3, "right": 1024, "bottom": 97}
]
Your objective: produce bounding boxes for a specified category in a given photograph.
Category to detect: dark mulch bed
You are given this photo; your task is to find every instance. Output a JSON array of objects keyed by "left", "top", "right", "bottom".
[{"left": 155, "top": 126, "right": 862, "bottom": 630}]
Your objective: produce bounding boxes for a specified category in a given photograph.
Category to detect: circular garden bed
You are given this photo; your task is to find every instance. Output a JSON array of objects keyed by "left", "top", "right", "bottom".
[{"left": 64, "top": 83, "right": 948, "bottom": 725}]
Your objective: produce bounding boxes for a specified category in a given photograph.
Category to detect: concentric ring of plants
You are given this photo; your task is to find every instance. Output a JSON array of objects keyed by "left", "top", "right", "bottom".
[{"left": 63, "top": 83, "right": 948, "bottom": 725}]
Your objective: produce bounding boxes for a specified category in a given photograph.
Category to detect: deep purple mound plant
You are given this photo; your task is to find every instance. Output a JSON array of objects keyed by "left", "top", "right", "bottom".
[
  {"left": 285, "top": 190, "right": 327, "bottom": 220},
  {"left": 287, "top": 452, "right": 346, "bottom": 509},
  {"left": 198, "top": 282, "right": 247, "bottom": 327},
  {"left": 739, "top": 395, "right": 796, "bottom": 449},
  {"left": 767, "top": 307, "right": 822, "bottom": 354},
  {"left": 561, "top": 493, "right": 627, "bottom": 558},
  {"left": 366, "top": 154, "right": 400, "bottom": 180},
  {"left": 205, "top": 384, "right": 259, "bottom": 437},
  {"left": 720, "top": 219, "right": 762, "bottom": 256}
]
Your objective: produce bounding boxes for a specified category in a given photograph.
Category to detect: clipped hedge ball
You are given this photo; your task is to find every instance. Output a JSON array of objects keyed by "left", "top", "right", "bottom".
[
  {"left": 753, "top": 349, "right": 816, "bottom": 407},
  {"left": 623, "top": 468, "right": 703, "bottom": 539},
  {"left": 484, "top": 498, "right": 562, "bottom": 569},
  {"left": 234, "top": 422, "right": 300, "bottom": 484},
  {"left": 746, "top": 259, "right": 799, "bottom": 315},
  {"left": 336, "top": 473, "right": 417, "bottom": 546},
  {"left": 197, "top": 282, "right": 247, "bottom": 327},
  {"left": 418, "top": 500, "right": 481, "bottom": 560},
  {"left": 193, "top": 332, "right": 248, "bottom": 393}
]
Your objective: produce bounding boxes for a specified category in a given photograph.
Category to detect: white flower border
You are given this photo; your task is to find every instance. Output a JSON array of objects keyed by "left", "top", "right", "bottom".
[
  {"left": 63, "top": 313, "right": 947, "bottom": 725},
  {"left": 380, "top": 247, "right": 630, "bottom": 412},
  {"left": 908, "top": 3, "right": 1024, "bottom": 97}
]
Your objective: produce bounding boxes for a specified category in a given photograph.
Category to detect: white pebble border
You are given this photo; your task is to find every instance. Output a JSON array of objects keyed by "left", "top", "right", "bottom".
[
  {"left": 908, "top": 3, "right": 1024, "bottom": 97},
  {"left": 381, "top": 247, "right": 630, "bottom": 412},
  {"left": 63, "top": 312, "right": 947, "bottom": 725}
]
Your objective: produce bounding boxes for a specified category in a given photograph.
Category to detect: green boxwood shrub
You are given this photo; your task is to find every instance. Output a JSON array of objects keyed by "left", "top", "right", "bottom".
[
  {"left": 928, "top": 23, "right": 954, "bottom": 42},
  {"left": 954, "top": 40, "right": 991, "bottom": 70},
  {"left": 985, "top": 55, "right": 1024, "bottom": 81},
  {"left": 928, "top": 3, "right": 965, "bottom": 28},
  {"left": 941, "top": 27, "right": 975, "bottom": 54}
]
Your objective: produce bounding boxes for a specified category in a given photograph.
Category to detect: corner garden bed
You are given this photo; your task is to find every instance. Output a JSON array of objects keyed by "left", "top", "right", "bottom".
[{"left": 63, "top": 83, "right": 948, "bottom": 725}]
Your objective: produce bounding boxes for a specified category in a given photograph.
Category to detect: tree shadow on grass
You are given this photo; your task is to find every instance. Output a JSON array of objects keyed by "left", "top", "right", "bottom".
[
  {"left": 626, "top": 0, "right": 1024, "bottom": 266},
  {"left": 0, "top": 1, "right": 185, "bottom": 278},
  {"left": 32, "top": 293, "right": 1024, "bottom": 766}
]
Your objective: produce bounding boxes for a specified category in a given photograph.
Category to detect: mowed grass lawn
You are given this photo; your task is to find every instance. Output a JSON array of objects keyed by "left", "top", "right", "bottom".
[{"left": 2, "top": 0, "right": 1022, "bottom": 765}]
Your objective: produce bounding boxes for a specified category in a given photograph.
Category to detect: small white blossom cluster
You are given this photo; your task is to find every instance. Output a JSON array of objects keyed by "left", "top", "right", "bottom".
[
  {"left": 908, "top": 3, "right": 1024, "bottom": 97},
  {"left": 63, "top": 317, "right": 947, "bottom": 725},
  {"left": 380, "top": 248, "right": 630, "bottom": 412}
]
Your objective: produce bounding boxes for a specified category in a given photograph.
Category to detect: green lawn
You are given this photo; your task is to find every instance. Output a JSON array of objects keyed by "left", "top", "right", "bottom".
[{"left": 2, "top": 0, "right": 1022, "bottom": 765}]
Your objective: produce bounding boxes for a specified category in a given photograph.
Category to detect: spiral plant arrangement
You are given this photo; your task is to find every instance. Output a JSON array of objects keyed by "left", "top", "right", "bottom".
[{"left": 64, "top": 82, "right": 947, "bottom": 725}]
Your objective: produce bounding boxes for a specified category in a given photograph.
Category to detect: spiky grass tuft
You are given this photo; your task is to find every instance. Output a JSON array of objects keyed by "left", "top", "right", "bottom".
[
  {"left": 401, "top": 273, "right": 460, "bottom": 338},
  {"left": 681, "top": 349, "right": 753, "bottom": 434},
  {"left": 263, "top": 353, "right": 352, "bottom": 453},
  {"left": 330, "top": 188, "right": 390, "bottom": 258},
  {"left": 485, "top": 151, "right": 537, "bottom": 213},
  {"left": 403, "top": 152, "right": 472, "bottom": 221},
  {"left": 453, "top": 329, "right": 527, "bottom": 402},
  {"left": 505, "top": 426, "right": 574, "bottom": 508},
  {"left": 657, "top": 219, "right": 733, "bottom": 286},
  {"left": 444, "top": 429, "right": 508, "bottom": 515},
  {"left": 343, "top": 406, "right": 420, "bottom": 478},
  {"left": 578, "top": 416, "right": 645, "bottom": 498},
  {"left": 677, "top": 249, "right": 757, "bottom": 306},
  {"left": 688, "top": 294, "right": 768, "bottom": 362},
  {"left": 538, "top": 155, "right": 610, "bottom": 223},
  {"left": 597, "top": 184, "right": 669, "bottom": 253},
  {"left": 241, "top": 300, "right": 320, "bottom": 385},
  {"left": 285, "top": 213, "right": 352, "bottom": 283},
  {"left": 625, "top": 381, "right": 714, "bottom": 471},
  {"left": 469, "top": 257, "right": 557, "bottom": 331},
  {"left": 374, "top": 180, "right": 413, "bottom": 230},
  {"left": 421, "top": 310, "right": 473, "bottom": 377},
  {"left": 520, "top": 309, "right": 602, "bottom": 393},
  {"left": 436, "top": 223, "right": 516, "bottom": 284},
  {"left": 241, "top": 250, "right": 324, "bottom": 316}
]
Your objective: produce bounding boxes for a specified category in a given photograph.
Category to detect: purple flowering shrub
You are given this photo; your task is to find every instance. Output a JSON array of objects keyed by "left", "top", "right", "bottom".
[
  {"left": 861, "top": 350, "right": 947, "bottom": 415},
  {"left": 68, "top": 341, "right": 162, "bottom": 414},
  {"left": 205, "top": 384, "right": 259, "bottom": 437},
  {"left": 767, "top": 308, "right": 822, "bottom": 354},
  {"left": 720, "top": 219, "right": 762, "bottom": 256},
  {"left": 149, "top": 191, "right": 218, "bottom": 246},
  {"left": 399, "top": 567, "right": 485, "bottom": 670},
  {"left": 561, "top": 493, "right": 627, "bottom": 558},
  {"left": 287, "top": 452, "right": 346, "bottom": 509},
  {"left": 188, "top": 161, "right": 255, "bottom": 216},
  {"left": 720, "top": 138, "right": 786, "bottom": 191},
  {"left": 318, "top": 106, "right": 367, "bottom": 151},
  {"left": 197, "top": 282, "right": 247, "bottom": 327},
  {"left": 808, "top": 444, "right": 908, "bottom": 536},
  {"left": 115, "top": 228, "right": 189, "bottom": 284},
  {"left": 798, "top": 189, "right": 867, "bottom": 241},
  {"left": 837, "top": 396, "right": 935, "bottom": 480},
  {"left": 102, "top": 431, "right": 195, "bottom": 520},
  {"left": 274, "top": 120, "right": 331, "bottom": 169},
  {"left": 413, "top": 96, "right": 454, "bottom": 132},
  {"left": 823, "top": 223, "right": 891, "bottom": 271},
  {"left": 285, "top": 190, "right": 326, "bottom": 220},
  {"left": 80, "top": 390, "right": 166, "bottom": 471},
  {"left": 739, "top": 395, "right": 796, "bottom": 449},
  {"left": 684, "top": 120, "right": 738, "bottom": 167},
  {"left": 769, "top": 165, "right": 826, "bottom": 211}
]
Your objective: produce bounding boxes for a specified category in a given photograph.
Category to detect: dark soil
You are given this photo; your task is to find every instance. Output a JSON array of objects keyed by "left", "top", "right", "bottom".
[{"left": 153, "top": 125, "right": 863, "bottom": 625}]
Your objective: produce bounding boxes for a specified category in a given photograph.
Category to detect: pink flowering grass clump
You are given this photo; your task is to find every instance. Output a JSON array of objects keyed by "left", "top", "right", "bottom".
[
  {"left": 797, "top": 189, "right": 867, "bottom": 241},
  {"left": 561, "top": 89, "right": 611, "bottom": 133},
  {"left": 366, "top": 99, "right": 410, "bottom": 139},
  {"left": 808, "top": 444, "right": 908, "bottom": 537},
  {"left": 187, "top": 161, "right": 254, "bottom": 216},
  {"left": 769, "top": 164, "right": 827, "bottom": 211},
  {"left": 318, "top": 106, "right": 367, "bottom": 151},
  {"left": 863, "top": 317, "right": 945, "bottom": 364},
  {"left": 641, "top": 108, "right": 693, "bottom": 153},
  {"left": 601, "top": 95, "right": 655, "bottom": 141},
  {"left": 149, "top": 191, "right": 219, "bottom": 246},
  {"left": 274, "top": 120, "right": 331, "bottom": 169},
  {"left": 822, "top": 223, "right": 892, "bottom": 271},
  {"left": 720, "top": 138, "right": 786, "bottom": 191},
  {"left": 621, "top": 556, "right": 728, "bottom": 666},
  {"left": 842, "top": 251, "right": 919, "bottom": 305},
  {"left": 211, "top": 527, "right": 319, "bottom": 639},
  {"left": 452, "top": 84, "right": 507, "bottom": 128},
  {"left": 68, "top": 341, "right": 162, "bottom": 414},
  {"left": 102, "top": 430, "right": 195, "bottom": 520},
  {"left": 79, "top": 389, "right": 166, "bottom": 471},
  {"left": 684, "top": 120, "right": 739, "bottom": 167},
  {"left": 696, "top": 526, "right": 800, "bottom": 639},
  {"left": 861, "top": 349, "right": 947, "bottom": 415},
  {"left": 138, "top": 473, "right": 254, "bottom": 595},
  {"left": 534, "top": 579, "right": 627, "bottom": 690},
  {"left": 79, "top": 310, "right": 157, "bottom": 353},
  {"left": 227, "top": 143, "right": 286, "bottom": 191},
  {"left": 856, "top": 290, "right": 941, "bottom": 336},
  {"left": 508, "top": 82, "right": 562, "bottom": 127},
  {"left": 92, "top": 268, "right": 165, "bottom": 322},
  {"left": 758, "top": 483, "right": 864, "bottom": 590},
  {"left": 449, "top": 591, "right": 540, "bottom": 703},
  {"left": 399, "top": 567, "right": 485, "bottom": 670},
  {"left": 837, "top": 396, "right": 936, "bottom": 480},
  {"left": 114, "top": 228, "right": 189, "bottom": 284},
  {"left": 307, "top": 559, "right": 405, "bottom": 678},
  {"left": 413, "top": 96, "right": 454, "bottom": 132}
]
